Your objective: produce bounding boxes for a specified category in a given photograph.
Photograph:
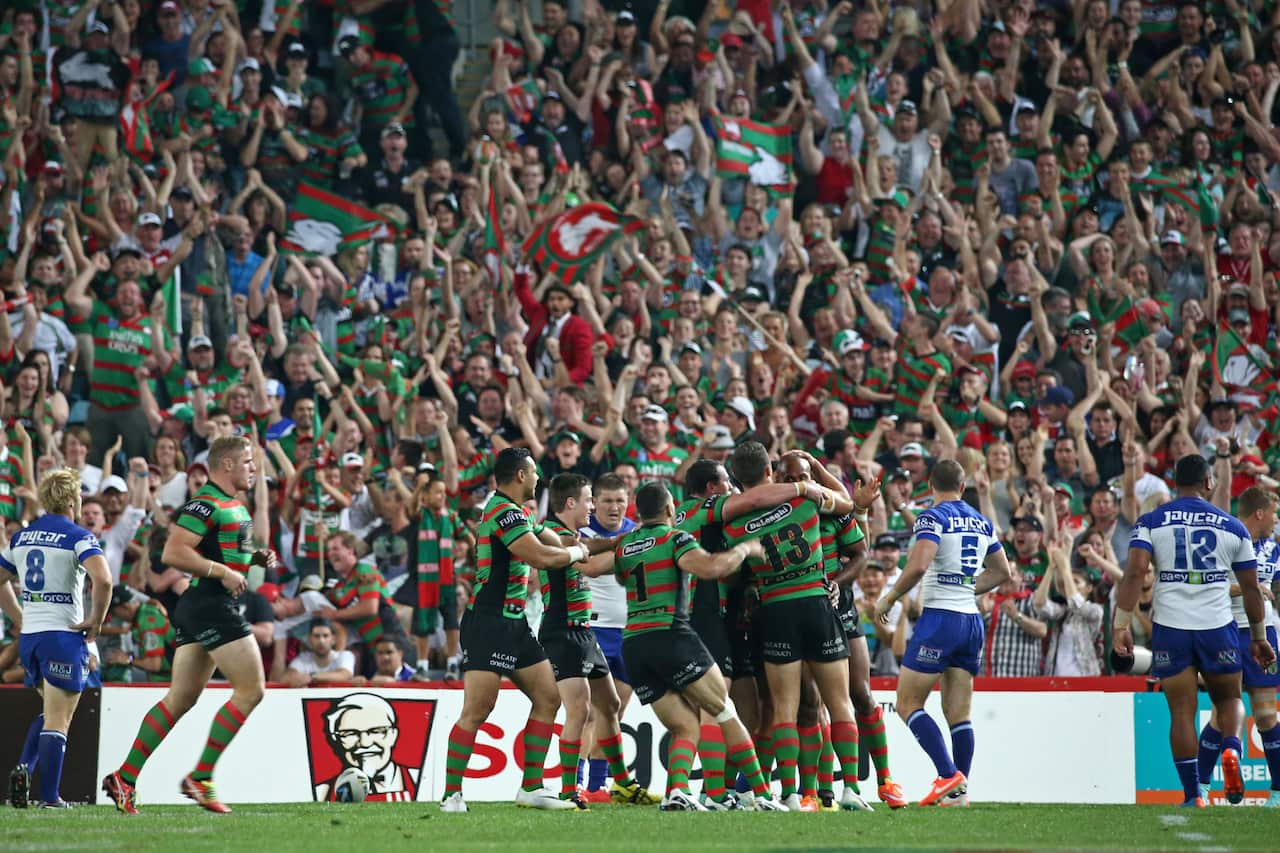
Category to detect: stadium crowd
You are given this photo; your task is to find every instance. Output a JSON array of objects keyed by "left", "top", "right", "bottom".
[{"left": 0, "top": 0, "right": 1277, "bottom": 690}]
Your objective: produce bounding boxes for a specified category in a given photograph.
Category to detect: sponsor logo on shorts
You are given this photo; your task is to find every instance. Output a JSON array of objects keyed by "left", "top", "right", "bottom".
[
  {"left": 47, "top": 660, "right": 74, "bottom": 678},
  {"left": 1154, "top": 650, "right": 1171, "bottom": 666},
  {"left": 621, "top": 538, "right": 655, "bottom": 557},
  {"left": 1217, "top": 648, "right": 1239, "bottom": 665},
  {"left": 821, "top": 638, "right": 847, "bottom": 655},
  {"left": 746, "top": 503, "right": 793, "bottom": 534},
  {"left": 915, "top": 646, "right": 943, "bottom": 663},
  {"left": 763, "top": 641, "right": 792, "bottom": 654},
  {"left": 489, "top": 652, "right": 518, "bottom": 668}
]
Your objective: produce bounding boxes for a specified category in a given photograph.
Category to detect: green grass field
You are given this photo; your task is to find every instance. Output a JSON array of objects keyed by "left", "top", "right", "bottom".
[{"left": 3, "top": 803, "right": 1280, "bottom": 852}]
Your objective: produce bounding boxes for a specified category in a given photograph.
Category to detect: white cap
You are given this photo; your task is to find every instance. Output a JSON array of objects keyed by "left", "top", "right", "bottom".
[
  {"left": 101, "top": 475, "right": 129, "bottom": 493},
  {"left": 726, "top": 397, "right": 756, "bottom": 431},
  {"left": 899, "top": 442, "right": 927, "bottom": 459},
  {"left": 341, "top": 452, "right": 365, "bottom": 468},
  {"left": 641, "top": 404, "right": 669, "bottom": 422}
]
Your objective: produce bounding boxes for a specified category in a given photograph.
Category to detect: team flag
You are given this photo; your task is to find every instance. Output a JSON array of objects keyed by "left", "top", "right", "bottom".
[
  {"left": 506, "top": 78, "right": 542, "bottom": 124},
  {"left": 522, "top": 202, "right": 645, "bottom": 282},
  {"left": 711, "top": 114, "right": 794, "bottom": 194},
  {"left": 160, "top": 272, "right": 181, "bottom": 337},
  {"left": 280, "top": 182, "right": 396, "bottom": 256},
  {"left": 121, "top": 73, "right": 174, "bottom": 165},
  {"left": 1213, "top": 323, "right": 1274, "bottom": 411},
  {"left": 481, "top": 184, "right": 507, "bottom": 288}
]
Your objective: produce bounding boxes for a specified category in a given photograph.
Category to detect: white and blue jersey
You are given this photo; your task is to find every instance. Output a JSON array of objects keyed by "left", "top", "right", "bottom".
[
  {"left": 0, "top": 515, "right": 103, "bottom": 693},
  {"left": 911, "top": 500, "right": 1002, "bottom": 615},
  {"left": 1128, "top": 497, "right": 1255, "bottom": 631},
  {"left": 1238, "top": 537, "right": 1280, "bottom": 688},
  {"left": 581, "top": 515, "right": 638, "bottom": 630}
]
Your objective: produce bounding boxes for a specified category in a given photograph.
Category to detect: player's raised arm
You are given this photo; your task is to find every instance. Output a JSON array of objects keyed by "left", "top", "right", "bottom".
[
  {"left": 677, "top": 536, "right": 765, "bottom": 581},
  {"left": 720, "top": 480, "right": 823, "bottom": 520}
]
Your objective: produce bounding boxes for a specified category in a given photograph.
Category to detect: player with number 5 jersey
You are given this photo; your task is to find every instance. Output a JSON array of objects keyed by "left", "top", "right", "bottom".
[
  {"left": 874, "top": 460, "right": 1012, "bottom": 807},
  {"left": 0, "top": 469, "right": 112, "bottom": 809},
  {"left": 1113, "top": 456, "right": 1275, "bottom": 808}
]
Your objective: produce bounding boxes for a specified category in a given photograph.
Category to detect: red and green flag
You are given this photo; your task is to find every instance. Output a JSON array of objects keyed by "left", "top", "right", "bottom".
[
  {"left": 482, "top": 183, "right": 507, "bottom": 289},
  {"left": 120, "top": 72, "right": 175, "bottom": 165},
  {"left": 711, "top": 114, "right": 794, "bottom": 195},
  {"left": 506, "top": 78, "right": 542, "bottom": 124},
  {"left": 1213, "top": 323, "right": 1274, "bottom": 412},
  {"left": 522, "top": 202, "right": 645, "bottom": 283},
  {"left": 280, "top": 182, "right": 396, "bottom": 256},
  {"left": 1160, "top": 179, "right": 1219, "bottom": 235}
]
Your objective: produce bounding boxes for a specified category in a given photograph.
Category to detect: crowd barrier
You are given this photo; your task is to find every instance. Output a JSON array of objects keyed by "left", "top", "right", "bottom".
[{"left": 0, "top": 678, "right": 1271, "bottom": 805}]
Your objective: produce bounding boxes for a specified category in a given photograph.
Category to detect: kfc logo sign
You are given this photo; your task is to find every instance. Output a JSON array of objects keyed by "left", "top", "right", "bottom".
[{"left": 302, "top": 693, "right": 437, "bottom": 802}]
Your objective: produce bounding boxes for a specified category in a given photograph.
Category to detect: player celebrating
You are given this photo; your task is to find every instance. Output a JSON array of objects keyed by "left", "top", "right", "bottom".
[
  {"left": 776, "top": 454, "right": 907, "bottom": 810},
  {"left": 874, "top": 459, "right": 1011, "bottom": 806},
  {"left": 1113, "top": 456, "right": 1275, "bottom": 808},
  {"left": 1194, "top": 486, "right": 1280, "bottom": 806},
  {"left": 722, "top": 442, "right": 874, "bottom": 812},
  {"left": 614, "top": 481, "right": 785, "bottom": 811},
  {"left": 440, "top": 448, "right": 610, "bottom": 813},
  {"left": 676, "top": 458, "right": 828, "bottom": 809},
  {"left": 1, "top": 469, "right": 112, "bottom": 809},
  {"left": 539, "top": 473, "right": 656, "bottom": 807},
  {"left": 102, "top": 436, "right": 275, "bottom": 814}
]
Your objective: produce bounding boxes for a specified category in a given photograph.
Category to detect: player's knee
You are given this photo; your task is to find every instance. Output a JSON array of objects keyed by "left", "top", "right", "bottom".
[
  {"left": 532, "top": 688, "right": 562, "bottom": 718},
  {"left": 1256, "top": 707, "right": 1278, "bottom": 730},
  {"left": 164, "top": 691, "right": 198, "bottom": 717},
  {"left": 237, "top": 684, "right": 265, "bottom": 710}
]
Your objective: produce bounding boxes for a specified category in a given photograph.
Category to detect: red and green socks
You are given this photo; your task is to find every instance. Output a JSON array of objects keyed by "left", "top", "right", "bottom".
[
  {"left": 667, "top": 738, "right": 697, "bottom": 795},
  {"left": 443, "top": 724, "right": 477, "bottom": 797},
  {"left": 598, "top": 732, "right": 631, "bottom": 783},
  {"left": 191, "top": 701, "right": 248, "bottom": 783},
  {"left": 119, "top": 701, "right": 177, "bottom": 785},
  {"left": 698, "top": 724, "right": 727, "bottom": 802},
  {"left": 818, "top": 723, "right": 836, "bottom": 793},
  {"left": 830, "top": 720, "right": 862, "bottom": 793},
  {"left": 521, "top": 719, "right": 555, "bottom": 792},
  {"left": 858, "top": 707, "right": 893, "bottom": 784},
  {"left": 798, "top": 724, "right": 822, "bottom": 798},
  {"left": 727, "top": 740, "right": 770, "bottom": 796},
  {"left": 558, "top": 739, "right": 581, "bottom": 798},
  {"left": 771, "top": 723, "right": 800, "bottom": 798}
]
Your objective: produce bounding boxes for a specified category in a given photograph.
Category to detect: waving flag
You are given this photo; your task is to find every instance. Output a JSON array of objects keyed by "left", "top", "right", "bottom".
[
  {"left": 481, "top": 184, "right": 507, "bottom": 289},
  {"left": 522, "top": 202, "right": 645, "bottom": 282},
  {"left": 280, "top": 182, "right": 396, "bottom": 257},
  {"left": 121, "top": 73, "right": 175, "bottom": 165},
  {"left": 1213, "top": 324, "right": 1274, "bottom": 412},
  {"left": 712, "top": 114, "right": 794, "bottom": 194}
]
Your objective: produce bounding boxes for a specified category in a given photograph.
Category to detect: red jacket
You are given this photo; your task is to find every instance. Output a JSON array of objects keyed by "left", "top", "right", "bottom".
[{"left": 513, "top": 269, "right": 595, "bottom": 384}]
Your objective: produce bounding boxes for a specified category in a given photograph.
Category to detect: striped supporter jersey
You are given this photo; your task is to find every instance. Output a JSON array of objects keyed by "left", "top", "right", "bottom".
[
  {"left": 912, "top": 500, "right": 1001, "bottom": 615},
  {"left": 0, "top": 514, "right": 104, "bottom": 633},
  {"left": 722, "top": 496, "right": 824, "bottom": 606},
  {"left": 1128, "top": 496, "right": 1256, "bottom": 631},
  {"left": 175, "top": 483, "right": 254, "bottom": 592},
  {"left": 470, "top": 492, "right": 543, "bottom": 619},
  {"left": 614, "top": 523, "right": 699, "bottom": 638}
]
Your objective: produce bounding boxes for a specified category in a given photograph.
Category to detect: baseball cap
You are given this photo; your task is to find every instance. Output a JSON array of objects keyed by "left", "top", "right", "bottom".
[
  {"left": 899, "top": 442, "right": 926, "bottom": 459},
  {"left": 1228, "top": 281, "right": 1251, "bottom": 297},
  {"left": 873, "top": 533, "right": 900, "bottom": 550},
  {"left": 286, "top": 42, "right": 308, "bottom": 58},
  {"left": 265, "top": 378, "right": 286, "bottom": 399},
  {"left": 1053, "top": 481, "right": 1075, "bottom": 499},
  {"left": 1011, "top": 361, "right": 1037, "bottom": 380},
  {"left": 101, "top": 475, "right": 129, "bottom": 493},
  {"left": 299, "top": 575, "right": 324, "bottom": 593},
  {"left": 542, "top": 89, "right": 562, "bottom": 101},
  {"left": 158, "top": 0, "right": 180, "bottom": 14},
  {"left": 679, "top": 341, "right": 702, "bottom": 357},
  {"left": 897, "top": 99, "right": 918, "bottom": 114},
  {"left": 238, "top": 57, "right": 261, "bottom": 73},
  {"left": 172, "top": 185, "right": 195, "bottom": 201},
  {"left": 1160, "top": 230, "right": 1185, "bottom": 246},
  {"left": 341, "top": 452, "right": 365, "bottom": 468},
  {"left": 188, "top": 57, "right": 216, "bottom": 77},
  {"left": 551, "top": 430, "right": 582, "bottom": 446},
  {"left": 1136, "top": 298, "right": 1165, "bottom": 321},
  {"left": 43, "top": 161, "right": 64, "bottom": 176},
  {"left": 641, "top": 404, "right": 669, "bottom": 422},
  {"left": 1067, "top": 312, "right": 1093, "bottom": 332},
  {"left": 886, "top": 468, "right": 911, "bottom": 483},
  {"left": 704, "top": 424, "right": 735, "bottom": 450},
  {"left": 337, "top": 35, "right": 361, "bottom": 58},
  {"left": 739, "top": 283, "right": 768, "bottom": 304},
  {"left": 617, "top": 10, "right": 637, "bottom": 24},
  {"left": 726, "top": 397, "right": 756, "bottom": 431},
  {"left": 88, "top": 20, "right": 112, "bottom": 34},
  {"left": 1229, "top": 308, "right": 1251, "bottom": 324},
  {"left": 835, "top": 329, "right": 869, "bottom": 356},
  {"left": 110, "top": 584, "right": 135, "bottom": 608},
  {"left": 188, "top": 334, "right": 213, "bottom": 351},
  {"left": 721, "top": 33, "right": 744, "bottom": 49},
  {"left": 1007, "top": 400, "right": 1029, "bottom": 416},
  {"left": 1013, "top": 515, "right": 1044, "bottom": 531},
  {"left": 1039, "top": 386, "right": 1075, "bottom": 407},
  {"left": 138, "top": 212, "right": 163, "bottom": 227},
  {"left": 111, "top": 244, "right": 143, "bottom": 260}
]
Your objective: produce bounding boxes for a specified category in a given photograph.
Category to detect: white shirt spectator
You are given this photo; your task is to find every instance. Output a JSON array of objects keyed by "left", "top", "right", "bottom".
[
  {"left": 288, "top": 648, "right": 356, "bottom": 678},
  {"left": 101, "top": 505, "right": 146, "bottom": 583}
]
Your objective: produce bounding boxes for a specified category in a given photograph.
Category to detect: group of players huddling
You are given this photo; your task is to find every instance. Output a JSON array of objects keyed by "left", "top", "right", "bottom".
[{"left": 1, "top": 445, "right": 1276, "bottom": 812}]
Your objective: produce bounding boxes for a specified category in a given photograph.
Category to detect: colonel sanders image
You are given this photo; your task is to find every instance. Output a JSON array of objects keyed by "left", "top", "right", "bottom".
[{"left": 314, "top": 693, "right": 420, "bottom": 801}]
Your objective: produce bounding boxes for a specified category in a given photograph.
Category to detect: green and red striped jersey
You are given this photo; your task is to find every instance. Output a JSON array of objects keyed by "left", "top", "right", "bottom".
[
  {"left": 297, "top": 126, "right": 363, "bottom": 188},
  {"left": 132, "top": 600, "right": 175, "bottom": 682},
  {"left": 83, "top": 299, "right": 170, "bottom": 411},
  {"left": 614, "top": 522, "right": 700, "bottom": 638},
  {"left": 676, "top": 495, "right": 729, "bottom": 613},
  {"left": 471, "top": 492, "right": 543, "bottom": 619},
  {"left": 894, "top": 346, "right": 952, "bottom": 415},
  {"left": 350, "top": 51, "right": 414, "bottom": 130},
  {"left": 539, "top": 516, "right": 592, "bottom": 628},
  {"left": 820, "top": 512, "right": 864, "bottom": 580},
  {"left": 329, "top": 561, "right": 393, "bottom": 643},
  {"left": 175, "top": 483, "right": 254, "bottom": 590},
  {"left": 722, "top": 496, "right": 825, "bottom": 605},
  {"left": 616, "top": 438, "right": 689, "bottom": 502}
]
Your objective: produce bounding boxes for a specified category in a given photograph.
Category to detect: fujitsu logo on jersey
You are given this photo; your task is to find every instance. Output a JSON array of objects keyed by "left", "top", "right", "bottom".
[
  {"left": 622, "top": 538, "right": 655, "bottom": 557},
  {"left": 497, "top": 510, "right": 524, "bottom": 528},
  {"left": 746, "top": 503, "right": 793, "bottom": 534}
]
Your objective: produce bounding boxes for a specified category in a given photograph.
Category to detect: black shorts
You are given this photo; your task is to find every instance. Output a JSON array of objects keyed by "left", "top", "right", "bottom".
[
  {"left": 836, "top": 586, "right": 863, "bottom": 639},
  {"left": 173, "top": 583, "right": 252, "bottom": 652},
  {"left": 539, "top": 624, "right": 610, "bottom": 681},
  {"left": 459, "top": 609, "right": 546, "bottom": 675},
  {"left": 724, "top": 584, "right": 757, "bottom": 680},
  {"left": 691, "top": 580, "right": 733, "bottom": 679},
  {"left": 622, "top": 623, "right": 716, "bottom": 705},
  {"left": 761, "top": 595, "right": 849, "bottom": 665},
  {"left": 411, "top": 600, "right": 460, "bottom": 636}
]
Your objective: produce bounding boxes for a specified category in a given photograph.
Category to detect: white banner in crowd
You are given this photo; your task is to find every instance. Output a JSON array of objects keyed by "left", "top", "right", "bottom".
[{"left": 96, "top": 687, "right": 1135, "bottom": 805}]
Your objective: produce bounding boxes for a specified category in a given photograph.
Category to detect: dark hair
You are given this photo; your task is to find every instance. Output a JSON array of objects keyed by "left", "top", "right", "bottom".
[
  {"left": 308, "top": 617, "right": 333, "bottom": 633},
  {"left": 729, "top": 441, "right": 771, "bottom": 488},
  {"left": 821, "top": 429, "right": 852, "bottom": 460},
  {"left": 395, "top": 439, "right": 424, "bottom": 468},
  {"left": 549, "top": 472, "right": 590, "bottom": 512},
  {"left": 1174, "top": 453, "right": 1212, "bottom": 487},
  {"left": 374, "top": 635, "right": 403, "bottom": 652},
  {"left": 930, "top": 458, "right": 965, "bottom": 493},
  {"left": 595, "top": 472, "right": 628, "bottom": 495},
  {"left": 494, "top": 447, "right": 533, "bottom": 483},
  {"left": 634, "top": 481, "right": 672, "bottom": 520},
  {"left": 685, "top": 460, "right": 725, "bottom": 498}
]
